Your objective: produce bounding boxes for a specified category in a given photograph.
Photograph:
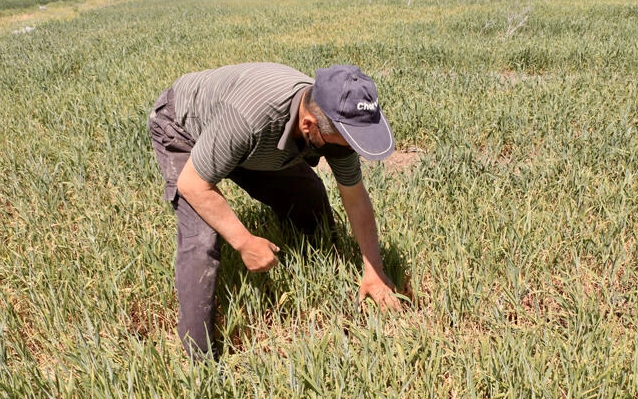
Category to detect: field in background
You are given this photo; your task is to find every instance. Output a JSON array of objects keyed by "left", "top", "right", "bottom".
[
  {"left": 0, "top": 0, "right": 51, "bottom": 11},
  {"left": 1, "top": 0, "right": 637, "bottom": 397}
]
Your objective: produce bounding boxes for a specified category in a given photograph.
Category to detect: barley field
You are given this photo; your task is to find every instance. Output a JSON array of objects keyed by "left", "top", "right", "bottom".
[{"left": 1, "top": 0, "right": 637, "bottom": 397}]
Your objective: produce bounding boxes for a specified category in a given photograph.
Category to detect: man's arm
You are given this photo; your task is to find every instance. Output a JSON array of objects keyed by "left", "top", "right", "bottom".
[
  {"left": 337, "top": 180, "right": 401, "bottom": 311},
  {"left": 176, "top": 157, "right": 279, "bottom": 272}
]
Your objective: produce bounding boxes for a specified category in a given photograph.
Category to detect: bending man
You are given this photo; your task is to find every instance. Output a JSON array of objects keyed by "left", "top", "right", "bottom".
[{"left": 148, "top": 63, "right": 399, "bottom": 359}]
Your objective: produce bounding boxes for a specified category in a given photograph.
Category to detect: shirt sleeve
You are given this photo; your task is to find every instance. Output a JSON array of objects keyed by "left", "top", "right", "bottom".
[
  {"left": 190, "top": 103, "right": 253, "bottom": 185},
  {"left": 325, "top": 152, "right": 362, "bottom": 186}
]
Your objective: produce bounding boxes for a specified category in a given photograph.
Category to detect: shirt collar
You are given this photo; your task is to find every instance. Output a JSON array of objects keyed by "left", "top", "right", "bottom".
[{"left": 277, "top": 87, "right": 308, "bottom": 152}]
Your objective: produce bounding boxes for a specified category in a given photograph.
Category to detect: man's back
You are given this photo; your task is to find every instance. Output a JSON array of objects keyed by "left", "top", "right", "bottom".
[{"left": 172, "top": 62, "right": 314, "bottom": 139}]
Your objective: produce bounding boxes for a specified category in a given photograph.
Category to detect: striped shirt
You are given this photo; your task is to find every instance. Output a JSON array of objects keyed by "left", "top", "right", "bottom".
[{"left": 171, "top": 63, "right": 362, "bottom": 186}]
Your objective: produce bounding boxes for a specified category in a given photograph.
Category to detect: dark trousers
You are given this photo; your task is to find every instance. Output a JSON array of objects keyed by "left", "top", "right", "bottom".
[{"left": 148, "top": 89, "right": 334, "bottom": 359}]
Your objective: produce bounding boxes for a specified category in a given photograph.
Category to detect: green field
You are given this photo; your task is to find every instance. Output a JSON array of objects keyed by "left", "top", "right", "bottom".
[
  {"left": 0, "top": 0, "right": 50, "bottom": 11},
  {"left": 1, "top": 0, "right": 637, "bottom": 397}
]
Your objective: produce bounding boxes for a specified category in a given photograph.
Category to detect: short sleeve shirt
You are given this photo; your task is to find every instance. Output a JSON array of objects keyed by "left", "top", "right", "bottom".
[{"left": 171, "top": 62, "right": 362, "bottom": 186}]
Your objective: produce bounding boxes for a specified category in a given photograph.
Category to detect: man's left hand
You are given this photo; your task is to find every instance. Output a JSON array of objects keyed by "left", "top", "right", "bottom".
[{"left": 359, "top": 274, "right": 402, "bottom": 312}]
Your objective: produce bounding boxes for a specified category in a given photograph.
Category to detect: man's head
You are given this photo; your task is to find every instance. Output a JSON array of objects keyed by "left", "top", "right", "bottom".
[
  {"left": 298, "top": 86, "right": 356, "bottom": 158},
  {"left": 311, "top": 65, "right": 394, "bottom": 161}
]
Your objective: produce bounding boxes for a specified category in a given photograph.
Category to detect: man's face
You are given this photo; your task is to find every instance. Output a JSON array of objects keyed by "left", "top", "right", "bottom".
[{"left": 306, "top": 125, "right": 355, "bottom": 158}]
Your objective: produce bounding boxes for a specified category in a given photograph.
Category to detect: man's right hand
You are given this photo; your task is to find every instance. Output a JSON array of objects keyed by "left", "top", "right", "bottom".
[{"left": 236, "top": 235, "right": 280, "bottom": 272}]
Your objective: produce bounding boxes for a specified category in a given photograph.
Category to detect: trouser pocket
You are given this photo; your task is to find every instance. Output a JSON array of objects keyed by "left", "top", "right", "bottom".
[{"left": 148, "top": 88, "right": 195, "bottom": 201}]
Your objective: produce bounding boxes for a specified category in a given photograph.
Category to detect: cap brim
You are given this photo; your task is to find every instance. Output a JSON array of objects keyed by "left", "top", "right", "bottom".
[{"left": 334, "top": 109, "right": 395, "bottom": 161}]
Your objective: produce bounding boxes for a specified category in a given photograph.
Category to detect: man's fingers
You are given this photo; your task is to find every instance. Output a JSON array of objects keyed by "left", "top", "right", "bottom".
[
  {"left": 270, "top": 253, "right": 279, "bottom": 266},
  {"left": 385, "top": 295, "right": 402, "bottom": 312},
  {"left": 360, "top": 284, "right": 403, "bottom": 312},
  {"left": 241, "top": 237, "right": 280, "bottom": 272}
]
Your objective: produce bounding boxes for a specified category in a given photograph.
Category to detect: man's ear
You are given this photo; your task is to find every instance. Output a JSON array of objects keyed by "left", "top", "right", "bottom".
[{"left": 300, "top": 114, "right": 318, "bottom": 135}]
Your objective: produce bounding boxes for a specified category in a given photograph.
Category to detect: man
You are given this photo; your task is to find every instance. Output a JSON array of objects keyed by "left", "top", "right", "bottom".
[{"left": 149, "top": 62, "right": 400, "bottom": 359}]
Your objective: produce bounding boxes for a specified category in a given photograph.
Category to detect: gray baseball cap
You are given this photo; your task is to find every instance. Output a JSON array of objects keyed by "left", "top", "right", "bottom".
[{"left": 312, "top": 65, "right": 395, "bottom": 160}]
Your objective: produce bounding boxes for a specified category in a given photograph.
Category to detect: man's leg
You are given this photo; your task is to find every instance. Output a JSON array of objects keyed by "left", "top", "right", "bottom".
[
  {"left": 149, "top": 88, "right": 220, "bottom": 359},
  {"left": 228, "top": 163, "right": 336, "bottom": 238},
  {"left": 172, "top": 195, "right": 221, "bottom": 360}
]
